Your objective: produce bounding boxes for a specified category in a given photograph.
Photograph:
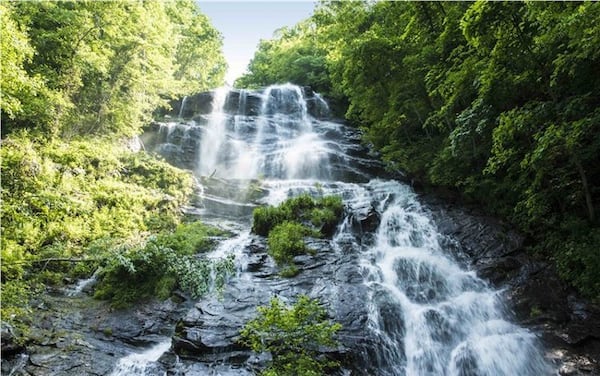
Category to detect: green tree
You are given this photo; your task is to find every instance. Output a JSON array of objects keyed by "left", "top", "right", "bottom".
[
  {"left": 4, "top": 0, "right": 225, "bottom": 138},
  {"left": 236, "top": 19, "right": 330, "bottom": 95},
  {"left": 0, "top": 2, "right": 59, "bottom": 135}
]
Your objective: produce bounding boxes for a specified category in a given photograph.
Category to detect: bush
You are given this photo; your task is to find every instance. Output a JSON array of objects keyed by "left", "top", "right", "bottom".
[
  {"left": 252, "top": 194, "right": 344, "bottom": 236},
  {"left": 252, "top": 205, "right": 292, "bottom": 236},
  {"left": 551, "top": 220, "right": 600, "bottom": 300},
  {"left": 252, "top": 194, "right": 344, "bottom": 277},
  {"left": 239, "top": 295, "right": 342, "bottom": 376},
  {"left": 155, "top": 221, "right": 225, "bottom": 256},
  {"left": 94, "top": 222, "right": 234, "bottom": 308},
  {"left": 267, "top": 222, "right": 313, "bottom": 266},
  {"left": 0, "top": 135, "right": 195, "bottom": 319}
]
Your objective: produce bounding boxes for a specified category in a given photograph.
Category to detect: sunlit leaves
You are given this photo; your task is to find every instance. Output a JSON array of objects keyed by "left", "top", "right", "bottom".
[
  {"left": 3, "top": 0, "right": 225, "bottom": 138},
  {"left": 240, "top": 295, "right": 341, "bottom": 375}
]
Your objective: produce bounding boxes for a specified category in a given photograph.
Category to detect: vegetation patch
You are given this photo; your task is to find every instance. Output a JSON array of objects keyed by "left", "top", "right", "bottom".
[
  {"left": 94, "top": 222, "right": 234, "bottom": 308},
  {"left": 267, "top": 222, "right": 315, "bottom": 268},
  {"left": 251, "top": 195, "right": 343, "bottom": 276},
  {"left": 0, "top": 135, "right": 230, "bottom": 322},
  {"left": 252, "top": 194, "right": 343, "bottom": 236},
  {"left": 239, "top": 295, "right": 342, "bottom": 376}
]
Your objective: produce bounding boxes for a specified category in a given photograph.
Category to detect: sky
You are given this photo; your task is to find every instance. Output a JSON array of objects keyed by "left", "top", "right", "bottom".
[{"left": 197, "top": 1, "right": 316, "bottom": 86}]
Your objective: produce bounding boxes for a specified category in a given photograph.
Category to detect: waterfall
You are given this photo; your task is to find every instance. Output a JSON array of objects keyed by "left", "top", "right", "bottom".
[
  {"left": 178, "top": 96, "right": 188, "bottom": 119},
  {"left": 198, "top": 87, "right": 229, "bottom": 176},
  {"left": 110, "top": 340, "right": 170, "bottom": 376},
  {"left": 144, "top": 84, "right": 555, "bottom": 375},
  {"left": 349, "top": 180, "right": 551, "bottom": 375}
]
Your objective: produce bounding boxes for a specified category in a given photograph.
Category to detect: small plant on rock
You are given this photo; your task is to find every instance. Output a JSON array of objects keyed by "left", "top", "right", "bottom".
[
  {"left": 267, "top": 222, "right": 315, "bottom": 266},
  {"left": 240, "top": 295, "right": 342, "bottom": 376}
]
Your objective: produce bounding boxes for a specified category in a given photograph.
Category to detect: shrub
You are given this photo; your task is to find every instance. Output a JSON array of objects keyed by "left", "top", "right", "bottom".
[
  {"left": 155, "top": 221, "right": 225, "bottom": 256},
  {"left": 267, "top": 222, "right": 313, "bottom": 266},
  {"left": 252, "top": 194, "right": 344, "bottom": 277},
  {"left": 94, "top": 222, "right": 234, "bottom": 308},
  {"left": 0, "top": 135, "right": 195, "bottom": 319},
  {"left": 551, "top": 219, "right": 600, "bottom": 300},
  {"left": 252, "top": 205, "right": 292, "bottom": 236},
  {"left": 251, "top": 194, "right": 344, "bottom": 236},
  {"left": 240, "top": 295, "right": 342, "bottom": 376}
]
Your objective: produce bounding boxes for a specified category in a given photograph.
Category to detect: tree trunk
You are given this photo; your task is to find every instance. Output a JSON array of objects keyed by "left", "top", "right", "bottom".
[{"left": 574, "top": 157, "right": 595, "bottom": 222}]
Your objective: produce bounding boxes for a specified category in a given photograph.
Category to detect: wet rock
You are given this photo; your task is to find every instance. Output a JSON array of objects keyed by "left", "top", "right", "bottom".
[
  {"left": 171, "top": 92, "right": 214, "bottom": 118},
  {"left": 2, "top": 293, "right": 190, "bottom": 376},
  {"left": 351, "top": 205, "right": 381, "bottom": 235},
  {"left": 1, "top": 322, "right": 24, "bottom": 357},
  {"left": 224, "top": 90, "right": 262, "bottom": 116},
  {"left": 169, "top": 233, "right": 374, "bottom": 373}
]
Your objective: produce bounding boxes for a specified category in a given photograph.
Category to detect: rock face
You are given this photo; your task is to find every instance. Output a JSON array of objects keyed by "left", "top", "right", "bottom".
[
  {"left": 166, "top": 87, "right": 330, "bottom": 121},
  {"left": 167, "top": 234, "right": 375, "bottom": 374},
  {"left": 0, "top": 291, "right": 189, "bottom": 376}
]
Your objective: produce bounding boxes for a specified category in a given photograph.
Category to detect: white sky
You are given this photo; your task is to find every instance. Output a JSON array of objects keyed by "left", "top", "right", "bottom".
[{"left": 197, "top": 1, "right": 316, "bottom": 86}]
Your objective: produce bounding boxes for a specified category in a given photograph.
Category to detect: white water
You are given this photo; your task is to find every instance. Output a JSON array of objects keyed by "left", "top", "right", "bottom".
[
  {"left": 146, "top": 84, "right": 554, "bottom": 375},
  {"left": 65, "top": 268, "right": 100, "bottom": 297},
  {"left": 198, "top": 87, "right": 229, "bottom": 176},
  {"left": 178, "top": 95, "right": 188, "bottom": 119},
  {"left": 345, "top": 180, "right": 553, "bottom": 375},
  {"left": 109, "top": 340, "right": 171, "bottom": 376}
]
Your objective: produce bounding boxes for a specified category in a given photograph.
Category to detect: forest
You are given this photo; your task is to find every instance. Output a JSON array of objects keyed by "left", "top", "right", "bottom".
[
  {"left": 1, "top": 0, "right": 599, "bottom": 358},
  {"left": 237, "top": 1, "right": 600, "bottom": 299},
  {"left": 1, "top": 0, "right": 227, "bottom": 328}
]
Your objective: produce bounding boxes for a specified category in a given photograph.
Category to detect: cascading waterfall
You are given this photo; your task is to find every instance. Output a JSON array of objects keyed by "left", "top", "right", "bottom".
[
  {"left": 198, "top": 87, "right": 230, "bottom": 176},
  {"left": 178, "top": 95, "right": 188, "bottom": 119},
  {"left": 110, "top": 340, "right": 171, "bottom": 376},
  {"left": 138, "top": 83, "right": 555, "bottom": 375},
  {"left": 347, "top": 181, "right": 552, "bottom": 375}
]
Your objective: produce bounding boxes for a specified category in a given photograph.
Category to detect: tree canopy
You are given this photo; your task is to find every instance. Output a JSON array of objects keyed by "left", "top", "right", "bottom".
[{"left": 1, "top": 0, "right": 226, "bottom": 138}]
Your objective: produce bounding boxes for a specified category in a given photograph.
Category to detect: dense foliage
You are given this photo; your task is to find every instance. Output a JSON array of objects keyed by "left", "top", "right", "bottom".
[
  {"left": 94, "top": 222, "right": 234, "bottom": 308},
  {"left": 252, "top": 194, "right": 343, "bottom": 236},
  {"left": 252, "top": 194, "right": 343, "bottom": 277},
  {"left": 1, "top": 0, "right": 227, "bottom": 331},
  {"left": 235, "top": 21, "right": 330, "bottom": 94},
  {"left": 1, "top": 0, "right": 225, "bottom": 138},
  {"left": 240, "top": 295, "right": 341, "bottom": 376},
  {"left": 267, "top": 222, "right": 315, "bottom": 277},
  {"left": 239, "top": 1, "right": 600, "bottom": 299},
  {"left": 0, "top": 136, "right": 193, "bottom": 319}
]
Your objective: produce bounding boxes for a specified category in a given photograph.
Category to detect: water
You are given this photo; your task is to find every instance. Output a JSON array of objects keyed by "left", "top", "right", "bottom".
[
  {"left": 178, "top": 96, "right": 188, "bottom": 119},
  {"left": 65, "top": 268, "right": 100, "bottom": 297},
  {"left": 142, "top": 84, "right": 554, "bottom": 375},
  {"left": 345, "top": 180, "right": 552, "bottom": 375},
  {"left": 110, "top": 340, "right": 171, "bottom": 376}
]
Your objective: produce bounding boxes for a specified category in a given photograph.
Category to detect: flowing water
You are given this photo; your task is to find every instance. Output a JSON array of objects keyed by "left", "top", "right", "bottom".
[
  {"left": 123, "top": 84, "right": 554, "bottom": 375},
  {"left": 110, "top": 340, "right": 171, "bottom": 376}
]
